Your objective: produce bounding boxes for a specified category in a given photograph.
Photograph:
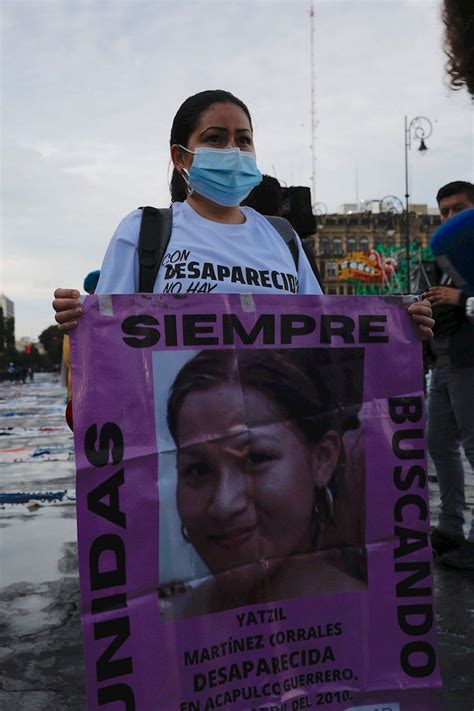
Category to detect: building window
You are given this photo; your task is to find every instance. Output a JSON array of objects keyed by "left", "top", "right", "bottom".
[
  {"left": 326, "top": 262, "right": 337, "bottom": 278},
  {"left": 347, "top": 236, "right": 356, "bottom": 252},
  {"left": 333, "top": 238, "right": 342, "bottom": 256},
  {"left": 320, "top": 237, "right": 329, "bottom": 254},
  {"left": 360, "top": 237, "right": 369, "bottom": 251}
]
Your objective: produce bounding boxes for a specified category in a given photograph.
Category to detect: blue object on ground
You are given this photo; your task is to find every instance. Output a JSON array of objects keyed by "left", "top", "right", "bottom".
[{"left": 0, "top": 491, "right": 67, "bottom": 504}]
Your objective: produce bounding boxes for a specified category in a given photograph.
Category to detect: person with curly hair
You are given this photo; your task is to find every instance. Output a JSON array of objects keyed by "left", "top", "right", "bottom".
[{"left": 442, "top": 0, "right": 474, "bottom": 96}]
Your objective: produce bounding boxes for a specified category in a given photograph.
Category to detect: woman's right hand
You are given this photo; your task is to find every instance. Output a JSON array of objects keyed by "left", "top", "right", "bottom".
[{"left": 53, "top": 288, "right": 83, "bottom": 331}]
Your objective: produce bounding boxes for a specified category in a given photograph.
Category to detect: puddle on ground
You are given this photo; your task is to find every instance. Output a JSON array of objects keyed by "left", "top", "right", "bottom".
[{"left": 1, "top": 507, "right": 77, "bottom": 587}]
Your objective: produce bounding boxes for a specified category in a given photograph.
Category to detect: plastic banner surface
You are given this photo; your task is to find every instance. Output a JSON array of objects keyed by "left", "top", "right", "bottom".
[{"left": 71, "top": 294, "right": 442, "bottom": 711}]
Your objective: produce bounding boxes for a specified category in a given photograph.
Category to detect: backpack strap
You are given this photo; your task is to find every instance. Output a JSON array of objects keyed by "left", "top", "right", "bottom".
[
  {"left": 265, "top": 215, "right": 323, "bottom": 291},
  {"left": 138, "top": 206, "right": 173, "bottom": 293},
  {"left": 265, "top": 215, "right": 299, "bottom": 270}
]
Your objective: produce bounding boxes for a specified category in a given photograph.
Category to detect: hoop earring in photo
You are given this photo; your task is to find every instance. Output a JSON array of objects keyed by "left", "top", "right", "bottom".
[
  {"left": 316, "top": 486, "right": 334, "bottom": 526},
  {"left": 181, "top": 523, "right": 191, "bottom": 543}
]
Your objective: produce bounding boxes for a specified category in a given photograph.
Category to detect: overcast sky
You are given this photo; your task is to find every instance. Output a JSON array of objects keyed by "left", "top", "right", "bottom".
[{"left": 2, "top": 0, "right": 473, "bottom": 340}]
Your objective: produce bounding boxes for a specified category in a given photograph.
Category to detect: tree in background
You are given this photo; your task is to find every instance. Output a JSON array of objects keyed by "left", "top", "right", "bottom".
[{"left": 39, "top": 325, "right": 64, "bottom": 368}]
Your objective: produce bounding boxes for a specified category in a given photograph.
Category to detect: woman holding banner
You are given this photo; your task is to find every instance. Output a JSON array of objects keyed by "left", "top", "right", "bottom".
[
  {"left": 158, "top": 347, "right": 366, "bottom": 620},
  {"left": 52, "top": 89, "right": 434, "bottom": 336}
]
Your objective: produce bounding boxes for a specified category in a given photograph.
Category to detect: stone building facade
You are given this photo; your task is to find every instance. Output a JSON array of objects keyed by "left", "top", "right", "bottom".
[{"left": 306, "top": 211, "right": 441, "bottom": 294}]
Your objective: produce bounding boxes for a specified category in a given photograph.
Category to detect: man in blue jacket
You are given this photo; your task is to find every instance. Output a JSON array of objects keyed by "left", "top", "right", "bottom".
[{"left": 425, "top": 181, "right": 474, "bottom": 569}]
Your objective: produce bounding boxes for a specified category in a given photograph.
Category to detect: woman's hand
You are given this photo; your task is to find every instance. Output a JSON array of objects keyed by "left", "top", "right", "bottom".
[
  {"left": 53, "top": 288, "right": 83, "bottom": 332},
  {"left": 407, "top": 299, "right": 434, "bottom": 341}
]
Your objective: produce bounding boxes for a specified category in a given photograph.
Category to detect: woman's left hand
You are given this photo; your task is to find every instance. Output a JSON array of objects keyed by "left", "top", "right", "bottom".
[{"left": 407, "top": 299, "right": 434, "bottom": 341}]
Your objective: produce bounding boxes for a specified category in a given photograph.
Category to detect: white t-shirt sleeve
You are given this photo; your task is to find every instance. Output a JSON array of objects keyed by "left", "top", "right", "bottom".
[
  {"left": 95, "top": 210, "right": 141, "bottom": 294},
  {"left": 296, "top": 239, "right": 323, "bottom": 295}
]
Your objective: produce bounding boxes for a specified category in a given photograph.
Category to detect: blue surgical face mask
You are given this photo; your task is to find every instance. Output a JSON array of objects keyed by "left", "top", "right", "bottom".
[{"left": 179, "top": 146, "right": 262, "bottom": 207}]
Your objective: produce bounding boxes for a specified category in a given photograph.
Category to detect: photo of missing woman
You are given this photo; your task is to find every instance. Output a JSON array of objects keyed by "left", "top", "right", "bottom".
[{"left": 154, "top": 347, "right": 367, "bottom": 622}]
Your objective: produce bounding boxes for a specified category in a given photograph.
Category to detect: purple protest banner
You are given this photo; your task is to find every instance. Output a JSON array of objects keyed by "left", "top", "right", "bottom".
[{"left": 70, "top": 294, "right": 442, "bottom": 711}]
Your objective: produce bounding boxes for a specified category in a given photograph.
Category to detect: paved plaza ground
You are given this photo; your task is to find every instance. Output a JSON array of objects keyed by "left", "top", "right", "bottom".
[{"left": 0, "top": 374, "right": 473, "bottom": 710}]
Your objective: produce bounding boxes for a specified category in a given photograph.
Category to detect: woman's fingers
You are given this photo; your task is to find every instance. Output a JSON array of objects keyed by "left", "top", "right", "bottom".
[
  {"left": 54, "top": 288, "right": 80, "bottom": 300},
  {"left": 407, "top": 300, "right": 435, "bottom": 341},
  {"left": 52, "top": 288, "right": 82, "bottom": 331}
]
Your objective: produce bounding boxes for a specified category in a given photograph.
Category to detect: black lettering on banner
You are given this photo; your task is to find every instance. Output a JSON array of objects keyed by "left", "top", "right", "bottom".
[
  {"left": 390, "top": 396, "right": 435, "bottom": 679},
  {"left": 389, "top": 396, "right": 423, "bottom": 424},
  {"left": 395, "top": 562, "right": 432, "bottom": 598},
  {"left": 98, "top": 684, "right": 135, "bottom": 709},
  {"left": 182, "top": 315, "right": 219, "bottom": 346},
  {"left": 397, "top": 604, "right": 433, "bottom": 636},
  {"left": 89, "top": 534, "right": 126, "bottom": 591},
  {"left": 392, "top": 430, "right": 425, "bottom": 460},
  {"left": 394, "top": 494, "right": 428, "bottom": 523},
  {"left": 88, "top": 469, "right": 126, "bottom": 529},
  {"left": 85, "top": 423, "right": 124, "bottom": 468},
  {"left": 121, "top": 315, "right": 160, "bottom": 348},
  {"left": 320, "top": 315, "right": 355, "bottom": 344},
  {"left": 394, "top": 526, "right": 429, "bottom": 559},
  {"left": 94, "top": 616, "right": 133, "bottom": 682},
  {"left": 92, "top": 593, "right": 128, "bottom": 614},
  {"left": 222, "top": 314, "right": 275, "bottom": 345},
  {"left": 164, "top": 314, "right": 178, "bottom": 346},
  {"left": 400, "top": 641, "right": 437, "bottom": 677},
  {"left": 359, "top": 315, "right": 388, "bottom": 343},
  {"left": 84, "top": 420, "right": 135, "bottom": 700},
  {"left": 280, "top": 315, "right": 316, "bottom": 344},
  {"left": 394, "top": 464, "right": 426, "bottom": 491}
]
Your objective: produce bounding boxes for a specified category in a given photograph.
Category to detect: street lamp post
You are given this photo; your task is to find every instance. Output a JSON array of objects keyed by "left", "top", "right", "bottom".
[{"left": 404, "top": 115, "right": 433, "bottom": 292}]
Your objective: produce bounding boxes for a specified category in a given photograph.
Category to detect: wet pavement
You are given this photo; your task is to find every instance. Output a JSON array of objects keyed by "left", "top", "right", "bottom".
[{"left": 0, "top": 374, "right": 473, "bottom": 710}]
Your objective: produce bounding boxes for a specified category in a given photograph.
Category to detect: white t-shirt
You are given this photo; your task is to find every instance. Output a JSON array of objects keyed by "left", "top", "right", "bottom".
[{"left": 96, "top": 201, "right": 323, "bottom": 296}]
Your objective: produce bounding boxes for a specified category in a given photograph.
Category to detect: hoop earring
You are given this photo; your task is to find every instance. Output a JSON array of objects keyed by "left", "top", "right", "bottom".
[
  {"left": 312, "top": 486, "right": 334, "bottom": 548},
  {"left": 181, "top": 523, "right": 190, "bottom": 543},
  {"left": 316, "top": 487, "right": 334, "bottom": 526}
]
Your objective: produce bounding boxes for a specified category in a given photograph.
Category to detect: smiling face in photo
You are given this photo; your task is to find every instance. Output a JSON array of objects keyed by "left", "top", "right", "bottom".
[{"left": 175, "top": 382, "right": 339, "bottom": 580}]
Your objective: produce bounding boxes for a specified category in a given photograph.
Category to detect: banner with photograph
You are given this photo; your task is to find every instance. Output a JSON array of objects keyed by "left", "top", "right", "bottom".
[{"left": 71, "top": 293, "right": 442, "bottom": 711}]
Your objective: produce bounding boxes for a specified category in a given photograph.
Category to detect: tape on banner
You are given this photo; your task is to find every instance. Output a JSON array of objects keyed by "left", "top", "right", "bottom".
[
  {"left": 240, "top": 293, "right": 255, "bottom": 313},
  {"left": 97, "top": 294, "right": 114, "bottom": 316},
  {"left": 345, "top": 704, "right": 400, "bottom": 711}
]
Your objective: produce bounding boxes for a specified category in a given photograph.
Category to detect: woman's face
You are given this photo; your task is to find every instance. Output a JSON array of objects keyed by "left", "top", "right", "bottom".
[
  {"left": 171, "top": 102, "right": 255, "bottom": 174},
  {"left": 175, "top": 382, "right": 340, "bottom": 579}
]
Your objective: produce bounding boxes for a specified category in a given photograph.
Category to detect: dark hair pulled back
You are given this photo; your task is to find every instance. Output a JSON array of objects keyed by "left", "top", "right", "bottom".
[{"left": 169, "top": 90, "right": 253, "bottom": 202}]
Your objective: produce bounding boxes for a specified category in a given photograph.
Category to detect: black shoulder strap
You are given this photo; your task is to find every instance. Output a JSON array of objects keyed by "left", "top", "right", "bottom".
[
  {"left": 265, "top": 216, "right": 299, "bottom": 269},
  {"left": 301, "top": 239, "right": 324, "bottom": 292},
  {"left": 138, "top": 207, "right": 173, "bottom": 293},
  {"left": 265, "top": 215, "right": 323, "bottom": 291}
]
